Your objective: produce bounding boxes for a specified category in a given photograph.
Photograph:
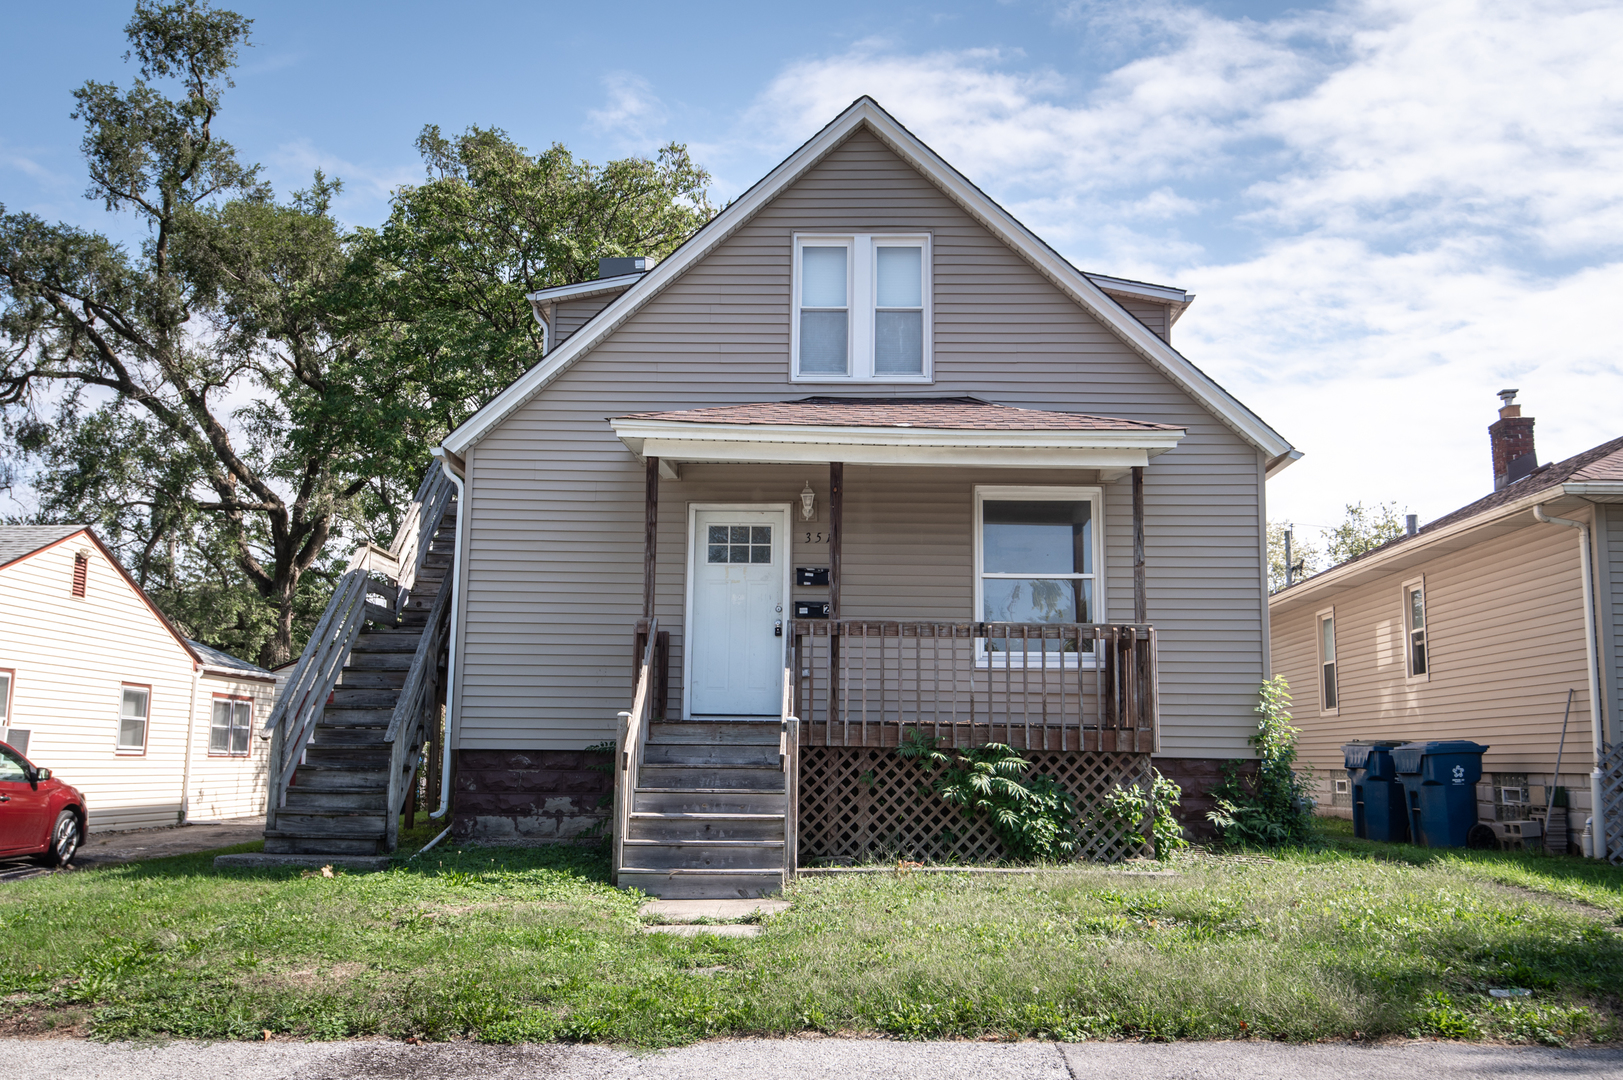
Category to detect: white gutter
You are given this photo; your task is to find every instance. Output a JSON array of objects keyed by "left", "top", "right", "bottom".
[
  {"left": 429, "top": 447, "right": 467, "bottom": 821},
  {"left": 1533, "top": 504, "right": 1607, "bottom": 859}
]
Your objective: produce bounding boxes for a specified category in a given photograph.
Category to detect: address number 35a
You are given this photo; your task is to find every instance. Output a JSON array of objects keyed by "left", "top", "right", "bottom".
[{"left": 803, "top": 532, "right": 830, "bottom": 544}]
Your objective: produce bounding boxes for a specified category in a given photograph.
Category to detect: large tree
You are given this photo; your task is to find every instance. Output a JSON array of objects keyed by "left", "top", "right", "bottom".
[{"left": 1, "top": 2, "right": 715, "bottom": 665}]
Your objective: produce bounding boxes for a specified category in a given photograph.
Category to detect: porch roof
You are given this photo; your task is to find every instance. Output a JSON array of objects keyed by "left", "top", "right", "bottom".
[{"left": 609, "top": 397, "right": 1186, "bottom": 476}]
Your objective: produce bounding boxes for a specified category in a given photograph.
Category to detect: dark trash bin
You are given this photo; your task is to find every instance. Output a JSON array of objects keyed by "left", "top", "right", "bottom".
[
  {"left": 1342, "top": 741, "right": 1409, "bottom": 843},
  {"left": 1393, "top": 740, "right": 1489, "bottom": 848}
]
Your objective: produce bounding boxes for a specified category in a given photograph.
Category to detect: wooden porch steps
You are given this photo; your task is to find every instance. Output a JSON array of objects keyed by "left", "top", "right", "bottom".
[
  {"left": 263, "top": 507, "right": 457, "bottom": 859},
  {"left": 620, "top": 721, "right": 787, "bottom": 899}
]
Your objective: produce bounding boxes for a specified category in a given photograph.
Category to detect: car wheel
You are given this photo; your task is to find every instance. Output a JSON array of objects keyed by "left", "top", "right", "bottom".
[{"left": 49, "top": 810, "right": 82, "bottom": 867}]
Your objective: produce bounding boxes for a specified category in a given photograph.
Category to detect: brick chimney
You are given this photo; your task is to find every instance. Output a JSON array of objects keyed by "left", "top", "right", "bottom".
[{"left": 1489, "top": 389, "right": 1537, "bottom": 490}]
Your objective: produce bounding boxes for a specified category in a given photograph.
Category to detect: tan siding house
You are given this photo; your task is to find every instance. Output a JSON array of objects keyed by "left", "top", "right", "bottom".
[
  {"left": 1269, "top": 402, "right": 1623, "bottom": 858},
  {"left": 427, "top": 99, "right": 1298, "bottom": 855},
  {"left": 0, "top": 526, "right": 272, "bottom": 831}
]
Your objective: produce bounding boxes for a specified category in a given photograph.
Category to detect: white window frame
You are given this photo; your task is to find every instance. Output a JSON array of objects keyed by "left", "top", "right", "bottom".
[
  {"left": 1402, "top": 575, "right": 1429, "bottom": 683},
  {"left": 791, "top": 233, "right": 932, "bottom": 383},
  {"left": 972, "top": 485, "right": 1104, "bottom": 667},
  {"left": 0, "top": 669, "right": 12, "bottom": 726},
  {"left": 117, "top": 683, "right": 151, "bottom": 754},
  {"left": 1316, "top": 608, "right": 1339, "bottom": 716},
  {"left": 209, "top": 694, "right": 254, "bottom": 757}
]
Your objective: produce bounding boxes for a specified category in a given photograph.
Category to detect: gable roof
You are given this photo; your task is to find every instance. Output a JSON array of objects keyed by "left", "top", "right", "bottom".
[
  {"left": 0, "top": 524, "right": 85, "bottom": 570},
  {"left": 442, "top": 97, "right": 1296, "bottom": 472},
  {"left": 188, "top": 639, "right": 275, "bottom": 681},
  {"left": 0, "top": 524, "right": 201, "bottom": 668},
  {"left": 1271, "top": 433, "right": 1623, "bottom": 604},
  {"left": 614, "top": 397, "right": 1184, "bottom": 432}
]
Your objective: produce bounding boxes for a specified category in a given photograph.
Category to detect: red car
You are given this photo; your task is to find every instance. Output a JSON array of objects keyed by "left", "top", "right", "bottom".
[{"left": 0, "top": 740, "right": 86, "bottom": 866}]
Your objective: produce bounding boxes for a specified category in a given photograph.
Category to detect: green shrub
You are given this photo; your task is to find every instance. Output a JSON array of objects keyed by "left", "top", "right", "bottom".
[
  {"left": 1206, "top": 676, "right": 1317, "bottom": 847},
  {"left": 1102, "top": 769, "right": 1189, "bottom": 860},
  {"left": 898, "top": 734, "right": 1078, "bottom": 861}
]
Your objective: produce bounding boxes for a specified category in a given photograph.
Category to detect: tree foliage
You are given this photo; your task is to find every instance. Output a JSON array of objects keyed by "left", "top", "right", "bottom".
[
  {"left": 1267, "top": 500, "right": 1409, "bottom": 592},
  {"left": 1, "top": 2, "right": 716, "bottom": 665}
]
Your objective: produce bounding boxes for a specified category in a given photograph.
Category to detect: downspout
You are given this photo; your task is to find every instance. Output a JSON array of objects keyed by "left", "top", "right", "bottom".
[
  {"left": 429, "top": 447, "right": 467, "bottom": 821},
  {"left": 179, "top": 662, "right": 200, "bottom": 824},
  {"left": 1533, "top": 505, "right": 1607, "bottom": 857}
]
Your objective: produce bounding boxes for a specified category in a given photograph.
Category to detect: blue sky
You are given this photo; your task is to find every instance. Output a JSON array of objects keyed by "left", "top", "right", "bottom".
[{"left": 3, "top": 0, "right": 1619, "bottom": 540}]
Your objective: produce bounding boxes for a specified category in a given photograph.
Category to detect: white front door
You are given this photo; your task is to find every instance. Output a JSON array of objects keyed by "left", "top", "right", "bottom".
[{"left": 688, "top": 508, "right": 788, "bottom": 717}]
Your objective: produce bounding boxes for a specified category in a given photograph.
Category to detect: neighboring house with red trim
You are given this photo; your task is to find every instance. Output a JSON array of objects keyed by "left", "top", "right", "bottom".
[
  {"left": 1270, "top": 395, "right": 1623, "bottom": 860},
  {"left": 0, "top": 525, "right": 273, "bottom": 831}
]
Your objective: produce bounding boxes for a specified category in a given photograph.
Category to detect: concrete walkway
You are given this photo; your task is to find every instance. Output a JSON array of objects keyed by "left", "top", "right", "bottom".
[{"left": 8, "top": 1038, "right": 1623, "bottom": 1079}]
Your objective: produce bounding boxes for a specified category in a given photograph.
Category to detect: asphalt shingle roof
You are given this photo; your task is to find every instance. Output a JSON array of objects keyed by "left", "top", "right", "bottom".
[
  {"left": 187, "top": 639, "right": 273, "bottom": 678},
  {"left": 614, "top": 397, "right": 1184, "bottom": 432},
  {"left": 0, "top": 524, "right": 87, "bottom": 569}
]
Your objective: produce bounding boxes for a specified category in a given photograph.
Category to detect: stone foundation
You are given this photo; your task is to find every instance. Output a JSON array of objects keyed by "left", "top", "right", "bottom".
[
  {"left": 1151, "top": 757, "right": 1253, "bottom": 841},
  {"left": 451, "top": 749, "right": 614, "bottom": 841}
]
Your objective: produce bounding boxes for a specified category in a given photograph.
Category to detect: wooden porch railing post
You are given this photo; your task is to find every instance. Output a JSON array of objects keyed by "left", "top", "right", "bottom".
[
  {"left": 1132, "top": 465, "right": 1147, "bottom": 624},
  {"left": 644, "top": 456, "right": 659, "bottom": 622}
]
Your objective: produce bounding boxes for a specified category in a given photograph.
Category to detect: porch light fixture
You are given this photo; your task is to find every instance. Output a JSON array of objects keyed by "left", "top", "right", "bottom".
[{"left": 799, "top": 481, "right": 817, "bottom": 521}]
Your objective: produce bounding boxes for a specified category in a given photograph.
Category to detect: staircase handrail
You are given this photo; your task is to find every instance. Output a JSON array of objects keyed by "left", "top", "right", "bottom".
[
  {"left": 781, "top": 664, "right": 799, "bottom": 884},
  {"left": 261, "top": 464, "right": 456, "bottom": 825},
  {"left": 382, "top": 573, "right": 455, "bottom": 849},
  {"left": 612, "top": 618, "right": 658, "bottom": 886}
]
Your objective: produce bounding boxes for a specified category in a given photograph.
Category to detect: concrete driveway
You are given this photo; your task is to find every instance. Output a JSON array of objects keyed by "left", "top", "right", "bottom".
[
  {"left": 8, "top": 1038, "right": 1622, "bottom": 1079},
  {"left": 0, "top": 815, "right": 264, "bottom": 882}
]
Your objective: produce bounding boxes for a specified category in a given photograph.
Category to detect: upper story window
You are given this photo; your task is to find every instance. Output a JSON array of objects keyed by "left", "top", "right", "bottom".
[
  {"left": 1403, "top": 577, "right": 1428, "bottom": 679},
  {"left": 793, "top": 234, "right": 931, "bottom": 382}
]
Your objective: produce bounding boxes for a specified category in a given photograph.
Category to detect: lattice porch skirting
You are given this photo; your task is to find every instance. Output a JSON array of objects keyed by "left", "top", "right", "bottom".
[{"left": 797, "top": 745, "right": 1153, "bottom": 865}]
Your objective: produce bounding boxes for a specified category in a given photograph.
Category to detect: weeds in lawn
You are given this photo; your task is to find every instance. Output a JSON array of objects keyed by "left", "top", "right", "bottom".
[{"left": 2, "top": 827, "right": 1620, "bottom": 1046}]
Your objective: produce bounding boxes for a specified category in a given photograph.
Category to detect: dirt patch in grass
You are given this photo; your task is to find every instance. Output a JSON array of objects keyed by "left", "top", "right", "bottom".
[{"left": 0, "top": 1004, "right": 90, "bottom": 1040}]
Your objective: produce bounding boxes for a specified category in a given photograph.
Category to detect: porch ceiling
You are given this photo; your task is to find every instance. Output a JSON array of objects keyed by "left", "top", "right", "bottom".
[{"left": 609, "top": 398, "right": 1186, "bottom": 477}]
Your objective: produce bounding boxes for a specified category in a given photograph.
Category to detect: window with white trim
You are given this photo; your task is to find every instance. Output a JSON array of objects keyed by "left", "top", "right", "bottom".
[
  {"left": 0, "top": 670, "right": 11, "bottom": 726},
  {"left": 792, "top": 234, "right": 931, "bottom": 381},
  {"left": 1316, "top": 610, "right": 1338, "bottom": 713},
  {"left": 1403, "top": 577, "right": 1428, "bottom": 679},
  {"left": 210, "top": 697, "right": 253, "bottom": 756},
  {"left": 118, "top": 685, "right": 149, "bottom": 751},
  {"left": 974, "top": 486, "right": 1100, "bottom": 661}
]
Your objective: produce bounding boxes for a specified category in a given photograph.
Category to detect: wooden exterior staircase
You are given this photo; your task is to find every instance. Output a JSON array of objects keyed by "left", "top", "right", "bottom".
[
  {"left": 243, "top": 468, "right": 458, "bottom": 867},
  {"left": 612, "top": 621, "right": 799, "bottom": 898}
]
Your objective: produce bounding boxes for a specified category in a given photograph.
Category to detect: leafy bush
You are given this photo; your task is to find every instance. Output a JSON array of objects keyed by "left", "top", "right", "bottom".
[
  {"left": 1102, "top": 770, "right": 1189, "bottom": 860},
  {"left": 1205, "top": 676, "right": 1317, "bottom": 847},
  {"left": 898, "top": 734, "right": 1079, "bottom": 861}
]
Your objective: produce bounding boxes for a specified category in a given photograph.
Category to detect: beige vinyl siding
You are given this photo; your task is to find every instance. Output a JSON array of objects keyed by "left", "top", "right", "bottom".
[
  {"left": 0, "top": 539, "right": 196, "bottom": 831},
  {"left": 1271, "top": 515, "right": 1597, "bottom": 783},
  {"left": 186, "top": 672, "right": 273, "bottom": 820},
  {"left": 1108, "top": 296, "right": 1170, "bottom": 343},
  {"left": 458, "top": 128, "right": 1266, "bottom": 755},
  {"left": 553, "top": 293, "right": 619, "bottom": 348}
]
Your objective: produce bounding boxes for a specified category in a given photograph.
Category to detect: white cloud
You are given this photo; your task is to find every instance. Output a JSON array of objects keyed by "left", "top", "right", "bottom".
[
  {"left": 587, "top": 73, "right": 671, "bottom": 151},
  {"left": 719, "top": 0, "right": 1623, "bottom": 530}
]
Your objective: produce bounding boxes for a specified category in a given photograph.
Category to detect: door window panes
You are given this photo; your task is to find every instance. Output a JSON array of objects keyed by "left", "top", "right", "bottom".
[
  {"left": 707, "top": 525, "right": 772, "bottom": 564},
  {"left": 119, "top": 687, "right": 149, "bottom": 750}
]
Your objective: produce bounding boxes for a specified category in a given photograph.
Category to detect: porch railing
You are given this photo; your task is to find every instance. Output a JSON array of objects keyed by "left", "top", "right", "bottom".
[
  {"left": 612, "top": 617, "right": 658, "bottom": 886},
  {"left": 780, "top": 663, "right": 800, "bottom": 883},
  {"left": 790, "top": 621, "right": 1158, "bottom": 752}
]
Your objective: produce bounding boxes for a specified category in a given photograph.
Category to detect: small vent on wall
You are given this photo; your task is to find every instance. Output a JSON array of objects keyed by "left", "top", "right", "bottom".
[{"left": 72, "top": 551, "right": 88, "bottom": 598}]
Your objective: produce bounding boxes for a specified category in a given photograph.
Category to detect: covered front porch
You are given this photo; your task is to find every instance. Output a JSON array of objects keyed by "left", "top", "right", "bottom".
[{"left": 608, "top": 398, "right": 1181, "bottom": 890}]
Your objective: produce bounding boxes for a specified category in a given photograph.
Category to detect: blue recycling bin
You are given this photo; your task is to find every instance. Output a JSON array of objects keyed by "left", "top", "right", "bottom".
[
  {"left": 1393, "top": 740, "right": 1489, "bottom": 848},
  {"left": 1342, "top": 741, "right": 1410, "bottom": 843}
]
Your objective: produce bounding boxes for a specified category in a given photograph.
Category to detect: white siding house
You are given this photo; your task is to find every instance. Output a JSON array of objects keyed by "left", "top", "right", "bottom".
[{"left": 0, "top": 525, "right": 272, "bottom": 831}]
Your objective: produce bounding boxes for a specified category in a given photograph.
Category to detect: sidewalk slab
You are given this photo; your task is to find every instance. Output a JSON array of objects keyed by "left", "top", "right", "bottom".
[
  {"left": 640, "top": 898, "right": 790, "bottom": 921},
  {"left": 643, "top": 923, "right": 763, "bottom": 938}
]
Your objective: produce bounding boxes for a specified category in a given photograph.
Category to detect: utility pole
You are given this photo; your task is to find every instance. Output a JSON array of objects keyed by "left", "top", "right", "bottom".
[{"left": 1284, "top": 528, "right": 1295, "bottom": 588}]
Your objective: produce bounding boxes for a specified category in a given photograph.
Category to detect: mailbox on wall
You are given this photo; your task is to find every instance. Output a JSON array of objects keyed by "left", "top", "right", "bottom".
[
  {"left": 796, "top": 567, "right": 830, "bottom": 587},
  {"left": 793, "top": 601, "right": 831, "bottom": 619}
]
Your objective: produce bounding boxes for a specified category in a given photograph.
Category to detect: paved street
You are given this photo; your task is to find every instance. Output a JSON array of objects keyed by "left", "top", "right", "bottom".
[
  {"left": 1, "top": 816, "right": 265, "bottom": 882},
  {"left": 9, "top": 1038, "right": 1623, "bottom": 1079}
]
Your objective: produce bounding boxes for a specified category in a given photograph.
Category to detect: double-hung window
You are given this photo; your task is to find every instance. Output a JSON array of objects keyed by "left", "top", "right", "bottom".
[
  {"left": 1403, "top": 577, "right": 1428, "bottom": 679},
  {"left": 210, "top": 697, "right": 253, "bottom": 756},
  {"left": 974, "top": 486, "right": 1100, "bottom": 663},
  {"left": 118, "top": 685, "right": 150, "bottom": 752},
  {"left": 1316, "top": 610, "right": 1338, "bottom": 713},
  {"left": 793, "top": 234, "right": 931, "bottom": 381}
]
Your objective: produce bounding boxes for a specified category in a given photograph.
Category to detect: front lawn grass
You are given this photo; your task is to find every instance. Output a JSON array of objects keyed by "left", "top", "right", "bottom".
[{"left": 2, "top": 826, "right": 1620, "bottom": 1046}]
